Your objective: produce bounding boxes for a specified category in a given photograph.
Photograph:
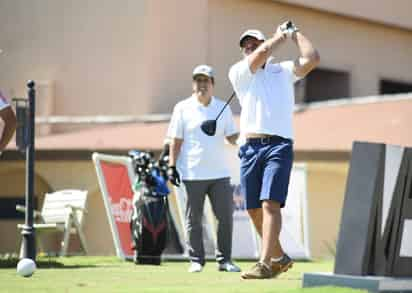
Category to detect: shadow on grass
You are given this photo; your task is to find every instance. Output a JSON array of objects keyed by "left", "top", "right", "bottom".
[{"left": 0, "top": 257, "right": 97, "bottom": 269}]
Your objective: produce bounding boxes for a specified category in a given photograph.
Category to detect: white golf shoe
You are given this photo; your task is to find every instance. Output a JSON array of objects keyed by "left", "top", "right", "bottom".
[
  {"left": 188, "top": 262, "right": 203, "bottom": 273},
  {"left": 218, "top": 261, "right": 241, "bottom": 272}
]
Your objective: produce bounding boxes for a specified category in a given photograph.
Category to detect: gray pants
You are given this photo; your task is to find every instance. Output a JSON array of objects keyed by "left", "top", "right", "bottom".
[{"left": 183, "top": 177, "right": 234, "bottom": 265}]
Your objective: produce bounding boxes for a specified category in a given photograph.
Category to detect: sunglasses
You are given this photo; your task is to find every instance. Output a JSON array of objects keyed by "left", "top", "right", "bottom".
[
  {"left": 193, "top": 77, "right": 211, "bottom": 83},
  {"left": 241, "top": 42, "right": 260, "bottom": 53}
]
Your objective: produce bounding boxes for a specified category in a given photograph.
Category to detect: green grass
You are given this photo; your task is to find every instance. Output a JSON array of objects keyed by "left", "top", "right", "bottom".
[{"left": 0, "top": 256, "right": 366, "bottom": 293}]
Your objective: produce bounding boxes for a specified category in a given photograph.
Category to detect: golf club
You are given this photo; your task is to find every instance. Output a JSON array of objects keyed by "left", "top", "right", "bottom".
[{"left": 200, "top": 91, "right": 236, "bottom": 136}]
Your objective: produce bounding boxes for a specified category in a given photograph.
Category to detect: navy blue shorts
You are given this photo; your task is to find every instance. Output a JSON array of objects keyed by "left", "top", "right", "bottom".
[{"left": 238, "top": 136, "right": 293, "bottom": 209}]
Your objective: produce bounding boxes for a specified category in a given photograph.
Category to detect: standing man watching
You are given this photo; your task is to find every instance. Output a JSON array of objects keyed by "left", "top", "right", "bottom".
[
  {"left": 0, "top": 90, "right": 17, "bottom": 155},
  {"left": 167, "top": 64, "right": 241, "bottom": 273},
  {"left": 229, "top": 21, "right": 320, "bottom": 279}
]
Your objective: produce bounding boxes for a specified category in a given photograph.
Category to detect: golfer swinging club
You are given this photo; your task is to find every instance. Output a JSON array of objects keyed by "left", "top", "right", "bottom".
[{"left": 229, "top": 21, "right": 320, "bottom": 279}]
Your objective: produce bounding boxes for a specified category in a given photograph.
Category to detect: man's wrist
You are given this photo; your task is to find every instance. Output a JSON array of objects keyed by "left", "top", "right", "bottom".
[
  {"left": 291, "top": 30, "right": 300, "bottom": 42},
  {"left": 273, "top": 30, "right": 286, "bottom": 42}
]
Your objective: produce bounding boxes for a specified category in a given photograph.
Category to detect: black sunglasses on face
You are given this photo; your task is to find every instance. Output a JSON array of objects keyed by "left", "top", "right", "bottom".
[
  {"left": 242, "top": 43, "right": 259, "bottom": 53},
  {"left": 193, "top": 77, "right": 211, "bottom": 83}
]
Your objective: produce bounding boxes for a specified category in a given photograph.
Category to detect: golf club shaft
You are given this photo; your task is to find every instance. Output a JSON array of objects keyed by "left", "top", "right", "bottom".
[{"left": 215, "top": 91, "right": 236, "bottom": 121}]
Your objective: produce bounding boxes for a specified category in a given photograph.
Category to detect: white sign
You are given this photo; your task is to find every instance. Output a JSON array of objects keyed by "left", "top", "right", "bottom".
[{"left": 400, "top": 219, "right": 412, "bottom": 257}]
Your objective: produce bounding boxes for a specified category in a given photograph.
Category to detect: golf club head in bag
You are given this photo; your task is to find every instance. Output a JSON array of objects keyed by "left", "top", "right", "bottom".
[
  {"left": 200, "top": 91, "right": 235, "bottom": 136},
  {"left": 128, "top": 149, "right": 171, "bottom": 265}
]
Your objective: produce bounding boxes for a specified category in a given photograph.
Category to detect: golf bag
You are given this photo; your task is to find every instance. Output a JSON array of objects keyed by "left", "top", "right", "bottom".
[{"left": 129, "top": 146, "right": 170, "bottom": 265}]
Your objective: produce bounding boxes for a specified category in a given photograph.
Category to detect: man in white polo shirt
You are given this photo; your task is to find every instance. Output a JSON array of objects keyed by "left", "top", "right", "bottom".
[
  {"left": 229, "top": 21, "right": 320, "bottom": 279},
  {"left": 167, "top": 64, "right": 241, "bottom": 273},
  {"left": 0, "top": 90, "right": 17, "bottom": 155}
]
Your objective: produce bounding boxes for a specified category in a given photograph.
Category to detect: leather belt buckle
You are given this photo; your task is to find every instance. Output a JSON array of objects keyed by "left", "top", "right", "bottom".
[{"left": 260, "top": 137, "right": 271, "bottom": 144}]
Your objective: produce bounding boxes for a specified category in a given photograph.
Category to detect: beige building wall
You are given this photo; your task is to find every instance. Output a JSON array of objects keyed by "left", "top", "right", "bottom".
[
  {"left": 1, "top": 0, "right": 411, "bottom": 122},
  {"left": 0, "top": 0, "right": 150, "bottom": 118},
  {"left": 276, "top": 0, "right": 412, "bottom": 29},
  {"left": 142, "top": 0, "right": 209, "bottom": 113}
]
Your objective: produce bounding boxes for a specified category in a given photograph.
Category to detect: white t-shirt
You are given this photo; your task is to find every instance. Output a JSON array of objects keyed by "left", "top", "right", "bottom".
[
  {"left": 229, "top": 58, "right": 300, "bottom": 139},
  {"left": 167, "top": 95, "right": 238, "bottom": 180}
]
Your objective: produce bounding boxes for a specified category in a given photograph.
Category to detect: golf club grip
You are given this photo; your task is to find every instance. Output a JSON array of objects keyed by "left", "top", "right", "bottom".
[{"left": 215, "top": 91, "right": 236, "bottom": 121}]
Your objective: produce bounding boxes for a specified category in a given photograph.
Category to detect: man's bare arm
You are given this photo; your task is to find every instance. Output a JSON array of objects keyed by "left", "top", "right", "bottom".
[
  {"left": 292, "top": 31, "right": 320, "bottom": 78},
  {"left": 248, "top": 29, "right": 286, "bottom": 73},
  {"left": 0, "top": 107, "right": 17, "bottom": 150},
  {"left": 168, "top": 138, "right": 183, "bottom": 167}
]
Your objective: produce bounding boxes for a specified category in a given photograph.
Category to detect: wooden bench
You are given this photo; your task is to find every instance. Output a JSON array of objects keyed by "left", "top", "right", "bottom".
[{"left": 17, "top": 189, "right": 88, "bottom": 256}]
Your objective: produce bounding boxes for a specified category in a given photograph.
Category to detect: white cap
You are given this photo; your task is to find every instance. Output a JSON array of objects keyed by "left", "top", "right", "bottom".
[
  {"left": 192, "top": 64, "right": 214, "bottom": 79},
  {"left": 239, "top": 29, "right": 266, "bottom": 47}
]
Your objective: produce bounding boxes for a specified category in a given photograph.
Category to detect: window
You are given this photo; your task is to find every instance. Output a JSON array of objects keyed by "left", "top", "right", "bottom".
[
  {"left": 380, "top": 79, "right": 412, "bottom": 95},
  {"left": 297, "top": 68, "right": 350, "bottom": 104}
]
